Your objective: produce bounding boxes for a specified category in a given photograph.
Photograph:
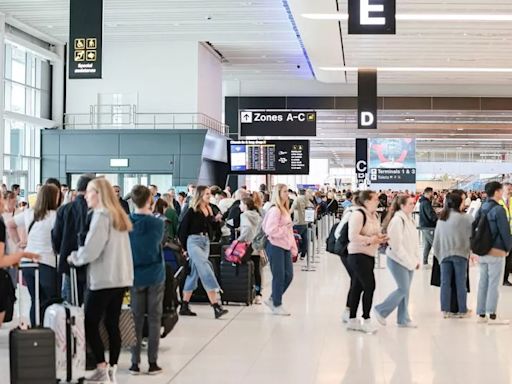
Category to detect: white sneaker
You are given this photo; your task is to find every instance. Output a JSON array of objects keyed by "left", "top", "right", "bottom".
[
  {"left": 86, "top": 367, "right": 110, "bottom": 384},
  {"left": 108, "top": 365, "right": 117, "bottom": 384},
  {"left": 342, "top": 308, "right": 350, "bottom": 324},
  {"left": 443, "top": 312, "right": 453, "bottom": 319},
  {"left": 373, "top": 309, "right": 386, "bottom": 326},
  {"left": 361, "top": 319, "right": 378, "bottom": 334},
  {"left": 488, "top": 317, "right": 510, "bottom": 326},
  {"left": 264, "top": 298, "right": 274, "bottom": 311},
  {"left": 254, "top": 295, "right": 263, "bottom": 305},
  {"left": 347, "top": 318, "right": 361, "bottom": 332},
  {"left": 455, "top": 310, "right": 473, "bottom": 319},
  {"left": 398, "top": 321, "right": 418, "bottom": 329},
  {"left": 272, "top": 305, "right": 291, "bottom": 316}
]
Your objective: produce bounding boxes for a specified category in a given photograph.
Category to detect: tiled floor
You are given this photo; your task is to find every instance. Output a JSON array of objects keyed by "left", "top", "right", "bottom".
[{"left": 3, "top": 251, "right": 512, "bottom": 383}]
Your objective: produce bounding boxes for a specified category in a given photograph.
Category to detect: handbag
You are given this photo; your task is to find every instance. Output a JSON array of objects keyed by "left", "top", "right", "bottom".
[
  {"left": 252, "top": 226, "right": 268, "bottom": 252},
  {"left": 224, "top": 240, "right": 249, "bottom": 264},
  {"left": 99, "top": 308, "right": 137, "bottom": 349}
]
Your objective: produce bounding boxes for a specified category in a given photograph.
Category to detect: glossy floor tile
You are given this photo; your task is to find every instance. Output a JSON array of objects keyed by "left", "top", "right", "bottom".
[{"left": 3, "top": 251, "right": 512, "bottom": 383}]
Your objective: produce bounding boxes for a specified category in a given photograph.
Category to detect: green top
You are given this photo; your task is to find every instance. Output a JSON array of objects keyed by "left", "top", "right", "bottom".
[{"left": 164, "top": 207, "right": 179, "bottom": 239}]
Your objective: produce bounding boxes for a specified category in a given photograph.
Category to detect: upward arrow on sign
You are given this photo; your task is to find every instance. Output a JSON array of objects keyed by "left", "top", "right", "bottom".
[{"left": 243, "top": 114, "right": 250, "bottom": 121}]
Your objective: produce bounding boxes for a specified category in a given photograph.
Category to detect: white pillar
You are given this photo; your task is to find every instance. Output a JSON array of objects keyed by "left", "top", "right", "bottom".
[
  {"left": 0, "top": 13, "right": 6, "bottom": 183},
  {"left": 51, "top": 44, "right": 65, "bottom": 126}
]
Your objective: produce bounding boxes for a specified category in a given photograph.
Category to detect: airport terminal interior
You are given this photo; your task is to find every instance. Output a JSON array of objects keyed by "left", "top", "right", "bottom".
[{"left": 2, "top": 0, "right": 512, "bottom": 383}]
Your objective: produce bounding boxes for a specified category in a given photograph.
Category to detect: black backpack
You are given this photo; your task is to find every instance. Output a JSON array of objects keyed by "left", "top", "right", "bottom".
[
  {"left": 334, "top": 209, "right": 367, "bottom": 257},
  {"left": 326, "top": 224, "right": 338, "bottom": 254},
  {"left": 471, "top": 201, "right": 499, "bottom": 256}
]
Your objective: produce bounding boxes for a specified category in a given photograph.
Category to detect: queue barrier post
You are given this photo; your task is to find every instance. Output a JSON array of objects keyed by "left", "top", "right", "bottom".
[{"left": 302, "top": 225, "right": 316, "bottom": 272}]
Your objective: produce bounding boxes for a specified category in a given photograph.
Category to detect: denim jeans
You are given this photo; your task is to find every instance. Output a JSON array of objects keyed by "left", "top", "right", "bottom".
[
  {"left": 477, "top": 256, "right": 505, "bottom": 315},
  {"left": 421, "top": 229, "right": 435, "bottom": 265},
  {"left": 266, "top": 242, "right": 293, "bottom": 307},
  {"left": 61, "top": 273, "right": 87, "bottom": 306},
  {"left": 440, "top": 256, "right": 468, "bottom": 313},
  {"left": 293, "top": 225, "right": 308, "bottom": 259},
  {"left": 24, "top": 264, "right": 59, "bottom": 326},
  {"left": 375, "top": 257, "right": 414, "bottom": 325},
  {"left": 184, "top": 235, "right": 221, "bottom": 293},
  {"left": 131, "top": 283, "right": 165, "bottom": 365}
]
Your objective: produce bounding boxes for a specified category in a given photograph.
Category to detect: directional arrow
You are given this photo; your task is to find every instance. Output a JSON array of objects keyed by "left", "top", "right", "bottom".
[{"left": 243, "top": 114, "right": 250, "bottom": 121}]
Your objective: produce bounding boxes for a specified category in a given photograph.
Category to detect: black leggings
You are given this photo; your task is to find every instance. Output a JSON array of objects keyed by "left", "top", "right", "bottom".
[
  {"left": 340, "top": 255, "right": 354, "bottom": 308},
  {"left": 251, "top": 255, "right": 262, "bottom": 295},
  {"left": 348, "top": 253, "right": 376, "bottom": 319},
  {"left": 85, "top": 287, "right": 125, "bottom": 365}
]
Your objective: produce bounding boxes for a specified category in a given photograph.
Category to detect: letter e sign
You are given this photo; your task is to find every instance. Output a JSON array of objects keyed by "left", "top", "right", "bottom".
[{"left": 348, "top": 0, "right": 396, "bottom": 34}]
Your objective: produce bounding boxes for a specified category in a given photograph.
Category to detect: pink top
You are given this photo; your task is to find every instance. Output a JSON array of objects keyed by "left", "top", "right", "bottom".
[{"left": 262, "top": 206, "right": 298, "bottom": 256}]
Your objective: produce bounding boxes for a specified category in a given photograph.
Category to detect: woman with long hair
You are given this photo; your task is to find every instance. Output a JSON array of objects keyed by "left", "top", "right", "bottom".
[
  {"left": 346, "top": 190, "right": 387, "bottom": 334},
  {"left": 11, "top": 184, "right": 60, "bottom": 326},
  {"left": 262, "top": 184, "right": 298, "bottom": 316},
  {"left": 68, "top": 178, "right": 134, "bottom": 384},
  {"left": 373, "top": 194, "right": 420, "bottom": 328},
  {"left": 178, "top": 186, "right": 228, "bottom": 319},
  {"left": 433, "top": 190, "right": 473, "bottom": 318}
]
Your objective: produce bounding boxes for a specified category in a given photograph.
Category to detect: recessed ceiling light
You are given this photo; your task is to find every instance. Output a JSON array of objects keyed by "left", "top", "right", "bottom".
[
  {"left": 457, "top": 128, "right": 464, "bottom": 131},
  {"left": 301, "top": 13, "right": 512, "bottom": 22}
]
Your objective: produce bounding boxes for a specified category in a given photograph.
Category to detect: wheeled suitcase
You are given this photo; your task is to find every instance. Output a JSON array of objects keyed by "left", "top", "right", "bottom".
[
  {"left": 189, "top": 254, "right": 221, "bottom": 303},
  {"left": 220, "top": 260, "right": 255, "bottom": 306},
  {"left": 9, "top": 263, "right": 56, "bottom": 384},
  {"left": 43, "top": 267, "right": 86, "bottom": 383}
]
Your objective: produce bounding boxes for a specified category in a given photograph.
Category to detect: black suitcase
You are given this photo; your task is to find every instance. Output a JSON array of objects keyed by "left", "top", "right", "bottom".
[
  {"left": 10, "top": 263, "right": 56, "bottom": 384},
  {"left": 220, "top": 260, "right": 255, "bottom": 306},
  {"left": 189, "top": 255, "right": 221, "bottom": 303}
]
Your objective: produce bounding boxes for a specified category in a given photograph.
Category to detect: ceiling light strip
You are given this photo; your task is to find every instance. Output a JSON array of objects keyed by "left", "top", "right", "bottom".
[
  {"left": 320, "top": 67, "right": 512, "bottom": 73},
  {"left": 302, "top": 13, "right": 512, "bottom": 22}
]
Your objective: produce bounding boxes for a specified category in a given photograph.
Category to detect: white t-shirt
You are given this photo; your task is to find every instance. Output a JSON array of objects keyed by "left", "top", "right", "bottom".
[{"left": 14, "top": 209, "right": 57, "bottom": 267}]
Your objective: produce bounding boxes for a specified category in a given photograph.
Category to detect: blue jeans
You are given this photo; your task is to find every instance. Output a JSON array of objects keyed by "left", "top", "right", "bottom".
[
  {"left": 293, "top": 225, "right": 308, "bottom": 259},
  {"left": 24, "top": 264, "right": 58, "bottom": 326},
  {"left": 266, "top": 242, "right": 293, "bottom": 307},
  {"left": 440, "top": 256, "right": 468, "bottom": 313},
  {"left": 477, "top": 256, "right": 505, "bottom": 315},
  {"left": 61, "top": 273, "right": 87, "bottom": 306},
  {"left": 184, "top": 235, "right": 220, "bottom": 293},
  {"left": 375, "top": 257, "right": 414, "bottom": 325},
  {"left": 421, "top": 229, "right": 435, "bottom": 265}
]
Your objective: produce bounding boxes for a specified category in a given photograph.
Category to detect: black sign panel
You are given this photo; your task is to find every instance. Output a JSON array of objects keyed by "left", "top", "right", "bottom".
[
  {"left": 358, "top": 69, "right": 377, "bottom": 130},
  {"left": 348, "top": 0, "right": 396, "bottom": 35},
  {"left": 369, "top": 168, "right": 416, "bottom": 184},
  {"left": 355, "top": 138, "right": 368, "bottom": 185},
  {"left": 229, "top": 140, "right": 309, "bottom": 175},
  {"left": 69, "top": 0, "right": 103, "bottom": 79},
  {"left": 240, "top": 110, "right": 316, "bottom": 137}
]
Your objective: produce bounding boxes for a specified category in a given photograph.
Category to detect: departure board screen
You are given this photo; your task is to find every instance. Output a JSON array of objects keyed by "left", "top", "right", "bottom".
[{"left": 229, "top": 140, "right": 309, "bottom": 175}]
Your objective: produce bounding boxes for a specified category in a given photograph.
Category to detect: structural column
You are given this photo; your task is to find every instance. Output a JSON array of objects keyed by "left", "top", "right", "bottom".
[{"left": 0, "top": 13, "right": 6, "bottom": 182}]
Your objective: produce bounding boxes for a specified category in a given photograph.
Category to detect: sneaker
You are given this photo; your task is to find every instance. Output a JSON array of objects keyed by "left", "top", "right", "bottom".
[
  {"left": 148, "top": 363, "right": 163, "bottom": 375},
  {"left": 361, "top": 319, "right": 378, "bottom": 334},
  {"left": 254, "top": 295, "right": 263, "bottom": 305},
  {"left": 398, "top": 321, "right": 418, "bottom": 328},
  {"left": 272, "top": 305, "right": 291, "bottom": 316},
  {"left": 455, "top": 310, "right": 473, "bottom": 319},
  {"left": 85, "top": 367, "right": 110, "bottom": 383},
  {"left": 477, "top": 315, "right": 488, "bottom": 324},
  {"left": 347, "top": 318, "right": 361, "bottom": 332},
  {"left": 342, "top": 308, "right": 350, "bottom": 324},
  {"left": 128, "top": 364, "right": 141, "bottom": 376},
  {"left": 488, "top": 316, "right": 510, "bottom": 326},
  {"left": 264, "top": 297, "right": 274, "bottom": 310},
  {"left": 443, "top": 312, "right": 453, "bottom": 319},
  {"left": 108, "top": 365, "right": 117, "bottom": 384},
  {"left": 373, "top": 309, "right": 386, "bottom": 326}
]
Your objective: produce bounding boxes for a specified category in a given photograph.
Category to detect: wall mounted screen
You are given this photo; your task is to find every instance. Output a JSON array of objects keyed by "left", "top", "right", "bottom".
[{"left": 368, "top": 138, "right": 416, "bottom": 183}]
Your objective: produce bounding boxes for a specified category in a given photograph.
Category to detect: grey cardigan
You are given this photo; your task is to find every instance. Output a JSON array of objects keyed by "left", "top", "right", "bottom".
[
  {"left": 69, "top": 209, "right": 134, "bottom": 291},
  {"left": 432, "top": 210, "right": 473, "bottom": 263}
]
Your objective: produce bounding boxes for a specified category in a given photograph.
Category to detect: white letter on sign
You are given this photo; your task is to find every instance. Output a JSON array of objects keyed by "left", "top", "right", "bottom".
[
  {"left": 361, "top": 112, "right": 375, "bottom": 127},
  {"left": 360, "top": 0, "right": 386, "bottom": 26}
]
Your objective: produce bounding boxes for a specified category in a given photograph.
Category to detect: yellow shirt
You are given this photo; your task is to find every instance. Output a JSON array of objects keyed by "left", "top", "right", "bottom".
[{"left": 499, "top": 198, "right": 512, "bottom": 234}]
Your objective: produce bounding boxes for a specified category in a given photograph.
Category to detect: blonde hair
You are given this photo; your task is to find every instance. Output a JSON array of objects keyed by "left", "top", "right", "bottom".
[
  {"left": 89, "top": 178, "right": 132, "bottom": 232},
  {"left": 271, "top": 183, "right": 289, "bottom": 214},
  {"left": 191, "top": 185, "right": 210, "bottom": 212}
]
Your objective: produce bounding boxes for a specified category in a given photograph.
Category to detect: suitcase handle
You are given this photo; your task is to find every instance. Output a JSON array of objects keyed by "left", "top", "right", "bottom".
[
  {"left": 18, "top": 262, "right": 40, "bottom": 328},
  {"left": 70, "top": 266, "right": 79, "bottom": 307}
]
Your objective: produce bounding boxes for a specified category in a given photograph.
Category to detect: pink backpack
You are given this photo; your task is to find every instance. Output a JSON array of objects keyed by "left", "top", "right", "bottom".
[{"left": 224, "top": 240, "right": 249, "bottom": 264}]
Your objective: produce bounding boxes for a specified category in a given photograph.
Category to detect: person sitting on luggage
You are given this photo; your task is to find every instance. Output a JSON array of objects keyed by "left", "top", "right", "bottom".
[
  {"left": 238, "top": 197, "right": 263, "bottom": 304},
  {"left": 67, "top": 178, "right": 134, "bottom": 384},
  {"left": 178, "top": 186, "right": 228, "bottom": 319},
  {"left": 10, "top": 184, "right": 60, "bottom": 327},
  {"left": 127, "top": 185, "right": 165, "bottom": 376},
  {"left": 0, "top": 192, "right": 39, "bottom": 327}
]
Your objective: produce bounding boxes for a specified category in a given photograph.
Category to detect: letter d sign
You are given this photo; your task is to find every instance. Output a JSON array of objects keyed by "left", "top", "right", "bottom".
[
  {"left": 361, "top": 112, "right": 374, "bottom": 127},
  {"left": 348, "top": 0, "right": 396, "bottom": 35}
]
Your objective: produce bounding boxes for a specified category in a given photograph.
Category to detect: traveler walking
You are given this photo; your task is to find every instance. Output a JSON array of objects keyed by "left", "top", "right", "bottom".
[
  {"left": 291, "top": 189, "right": 312, "bottom": 260},
  {"left": 127, "top": 185, "right": 165, "bottom": 376},
  {"left": 178, "top": 186, "right": 228, "bottom": 319},
  {"left": 475, "top": 181, "right": 512, "bottom": 325},
  {"left": 262, "top": 184, "right": 298, "bottom": 316},
  {"left": 67, "top": 178, "right": 134, "bottom": 383},
  {"left": 346, "top": 190, "right": 387, "bottom": 334},
  {"left": 432, "top": 190, "right": 473, "bottom": 318},
  {"left": 373, "top": 194, "right": 420, "bottom": 328},
  {"left": 419, "top": 187, "right": 438, "bottom": 268}
]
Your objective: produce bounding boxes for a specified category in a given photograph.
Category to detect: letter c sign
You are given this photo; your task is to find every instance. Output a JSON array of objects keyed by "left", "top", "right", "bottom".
[
  {"left": 356, "top": 160, "right": 367, "bottom": 173},
  {"left": 348, "top": 0, "right": 396, "bottom": 35}
]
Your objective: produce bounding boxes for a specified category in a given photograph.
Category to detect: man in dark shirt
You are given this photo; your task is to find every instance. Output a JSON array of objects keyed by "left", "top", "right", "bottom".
[
  {"left": 419, "top": 187, "right": 438, "bottom": 268},
  {"left": 52, "top": 174, "right": 94, "bottom": 304},
  {"left": 113, "top": 185, "right": 130, "bottom": 215}
]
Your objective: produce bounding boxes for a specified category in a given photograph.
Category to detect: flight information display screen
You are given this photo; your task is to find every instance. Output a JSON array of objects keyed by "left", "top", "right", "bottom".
[{"left": 229, "top": 140, "right": 309, "bottom": 175}]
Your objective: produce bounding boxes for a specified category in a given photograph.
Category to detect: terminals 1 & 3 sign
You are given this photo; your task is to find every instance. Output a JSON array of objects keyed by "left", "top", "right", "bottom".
[
  {"left": 240, "top": 110, "right": 317, "bottom": 137},
  {"left": 69, "top": 0, "right": 103, "bottom": 79}
]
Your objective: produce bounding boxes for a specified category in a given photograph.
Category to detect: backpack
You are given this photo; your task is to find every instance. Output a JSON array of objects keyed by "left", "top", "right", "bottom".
[
  {"left": 251, "top": 225, "right": 268, "bottom": 252},
  {"left": 326, "top": 224, "right": 338, "bottom": 254},
  {"left": 471, "top": 201, "right": 499, "bottom": 256},
  {"left": 334, "top": 209, "right": 367, "bottom": 257}
]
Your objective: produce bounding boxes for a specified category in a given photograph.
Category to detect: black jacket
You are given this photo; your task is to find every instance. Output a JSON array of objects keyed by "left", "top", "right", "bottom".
[
  {"left": 419, "top": 195, "right": 438, "bottom": 228},
  {"left": 119, "top": 197, "right": 130, "bottom": 215},
  {"left": 51, "top": 195, "right": 90, "bottom": 275},
  {"left": 172, "top": 200, "right": 181, "bottom": 217},
  {"left": 226, "top": 200, "right": 242, "bottom": 241}
]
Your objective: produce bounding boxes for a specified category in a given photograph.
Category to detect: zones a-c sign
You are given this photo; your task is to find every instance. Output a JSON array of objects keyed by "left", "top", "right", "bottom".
[
  {"left": 239, "top": 110, "right": 316, "bottom": 137},
  {"left": 348, "top": 0, "right": 396, "bottom": 35}
]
